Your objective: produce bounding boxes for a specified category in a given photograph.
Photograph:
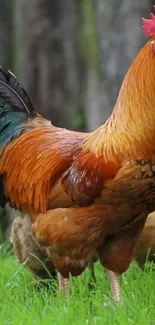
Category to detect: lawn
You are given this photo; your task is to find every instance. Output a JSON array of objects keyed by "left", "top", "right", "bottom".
[{"left": 0, "top": 244, "right": 155, "bottom": 325}]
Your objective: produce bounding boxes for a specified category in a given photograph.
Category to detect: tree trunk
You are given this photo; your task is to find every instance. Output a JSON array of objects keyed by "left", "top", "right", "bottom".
[
  {"left": 0, "top": 0, "right": 12, "bottom": 68},
  {"left": 78, "top": 0, "right": 101, "bottom": 131},
  {"left": 14, "top": 0, "right": 79, "bottom": 129},
  {"left": 95, "top": 1, "right": 153, "bottom": 124}
]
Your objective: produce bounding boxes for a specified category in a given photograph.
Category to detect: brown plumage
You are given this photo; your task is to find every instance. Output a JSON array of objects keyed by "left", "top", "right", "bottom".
[
  {"left": 1, "top": 10, "right": 155, "bottom": 302},
  {"left": 134, "top": 212, "right": 155, "bottom": 267},
  {"left": 11, "top": 215, "right": 56, "bottom": 279},
  {"left": 32, "top": 160, "right": 155, "bottom": 275},
  {"left": 11, "top": 215, "right": 96, "bottom": 290}
]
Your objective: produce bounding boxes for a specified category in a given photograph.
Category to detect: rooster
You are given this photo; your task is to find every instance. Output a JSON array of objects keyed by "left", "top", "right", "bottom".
[{"left": 1, "top": 8, "right": 155, "bottom": 303}]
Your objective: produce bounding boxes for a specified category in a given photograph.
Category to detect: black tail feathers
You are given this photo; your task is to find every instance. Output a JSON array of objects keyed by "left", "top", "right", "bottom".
[{"left": 0, "top": 67, "right": 36, "bottom": 116}]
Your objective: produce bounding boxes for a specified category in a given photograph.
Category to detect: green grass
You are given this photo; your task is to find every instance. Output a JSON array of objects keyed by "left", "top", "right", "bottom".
[{"left": 0, "top": 245, "right": 155, "bottom": 325}]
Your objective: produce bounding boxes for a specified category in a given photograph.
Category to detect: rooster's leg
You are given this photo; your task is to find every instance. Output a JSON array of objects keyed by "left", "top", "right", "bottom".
[
  {"left": 58, "top": 272, "right": 69, "bottom": 299},
  {"left": 107, "top": 270, "right": 120, "bottom": 303}
]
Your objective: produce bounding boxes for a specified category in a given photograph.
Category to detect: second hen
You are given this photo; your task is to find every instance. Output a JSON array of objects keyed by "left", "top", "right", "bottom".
[{"left": 11, "top": 215, "right": 56, "bottom": 280}]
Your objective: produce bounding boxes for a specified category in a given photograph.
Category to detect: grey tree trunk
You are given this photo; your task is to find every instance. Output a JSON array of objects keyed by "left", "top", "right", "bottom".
[
  {"left": 95, "top": 1, "right": 153, "bottom": 127},
  {"left": 14, "top": 0, "right": 79, "bottom": 129},
  {"left": 0, "top": 0, "right": 12, "bottom": 68}
]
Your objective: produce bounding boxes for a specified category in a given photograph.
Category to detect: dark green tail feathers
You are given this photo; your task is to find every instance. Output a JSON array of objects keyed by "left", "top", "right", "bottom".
[
  {"left": 0, "top": 67, "right": 37, "bottom": 150},
  {"left": 0, "top": 67, "right": 37, "bottom": 208}
]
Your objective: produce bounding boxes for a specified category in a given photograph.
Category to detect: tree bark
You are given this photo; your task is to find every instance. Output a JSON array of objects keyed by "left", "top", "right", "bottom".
[
  {"left": 95, "top": 1, "right": 153, "bottom": 125},
  {"left": 0, "top": 0, "right": 12, "bottom": 68},
  {"left": 14, "top": 0, "right": 79, "bottom": 129}
]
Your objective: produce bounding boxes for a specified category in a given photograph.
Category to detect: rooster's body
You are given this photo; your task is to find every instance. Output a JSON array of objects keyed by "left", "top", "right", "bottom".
[{"left": 0, "top": 10, "right": 155, "bottom": 302}]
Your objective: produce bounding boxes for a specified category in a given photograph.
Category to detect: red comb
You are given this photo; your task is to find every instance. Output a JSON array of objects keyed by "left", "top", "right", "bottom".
[{"left": 142, "top": 6, "right": 155, "bottom": 37}]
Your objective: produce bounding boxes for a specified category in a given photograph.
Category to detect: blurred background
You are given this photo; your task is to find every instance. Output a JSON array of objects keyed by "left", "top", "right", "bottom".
[{"left": 0, "top": 0, "right": 154, "bottom": 240}]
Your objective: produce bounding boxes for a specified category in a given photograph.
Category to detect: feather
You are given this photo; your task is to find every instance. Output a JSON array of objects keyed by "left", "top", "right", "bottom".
[
  {"left": 0, "top": 68, "right": 37, "bottom": 150},
  {"left": 0, "top": 67, "right": 38, "bottom": 206},
  {"left": 0, "top": 67, "right": 35, "bottom": 115}
]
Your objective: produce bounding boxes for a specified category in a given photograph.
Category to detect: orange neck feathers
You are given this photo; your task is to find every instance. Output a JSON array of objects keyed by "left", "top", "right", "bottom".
[{"left": 84, "top": 38, "right": 155, "bottom": 164}]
